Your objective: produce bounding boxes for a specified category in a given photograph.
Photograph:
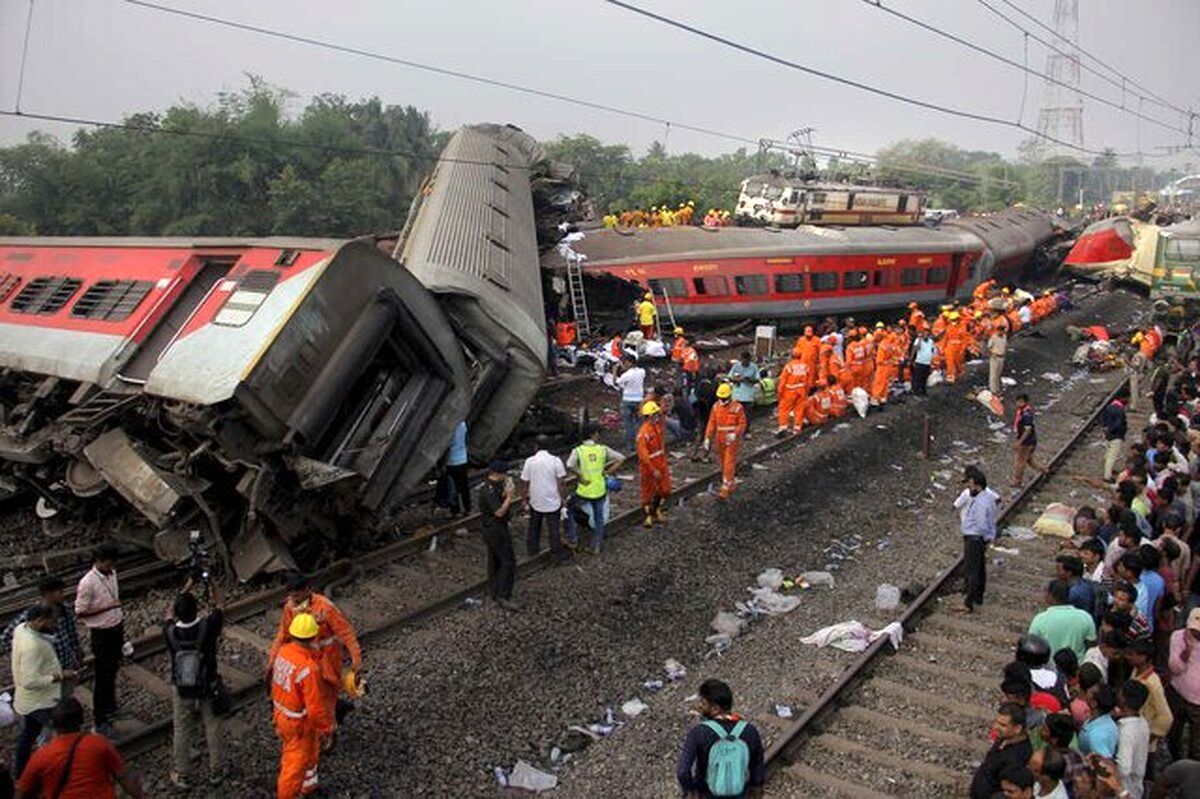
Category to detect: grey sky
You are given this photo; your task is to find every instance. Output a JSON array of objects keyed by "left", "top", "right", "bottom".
[{"left": 1, "top": 0, "right": 1196, "bottom": 169}]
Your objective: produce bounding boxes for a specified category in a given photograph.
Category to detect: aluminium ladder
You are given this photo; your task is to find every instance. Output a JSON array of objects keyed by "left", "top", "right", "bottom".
[{"left": 565, "top": 252, "right": 591, "bottom": 339}]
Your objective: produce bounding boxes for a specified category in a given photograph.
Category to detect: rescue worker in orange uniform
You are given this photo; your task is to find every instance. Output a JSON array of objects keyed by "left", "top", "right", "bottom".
[
  {"left": 271, "top": 613, "right": 333, "bottom": 799},
  {"left": 844, "top": 331, "right": 869, "bottom": 393},
  {"left": 609, "top": 334, "right": 624, "bottom": 361},
  {"left": 704, "top": 383, "right": 747, "bottom": 500},
  {"left": 942, "top": 311, "right": 970, "bottom": 384},
  {"left": 973, "top": 278, "right": 996, "bottom": 303},
  {"left": 636, "top": 401, "right": 671, "bottom": 527},
  {"left": 818, "top": 333, "right": 843, "bottom": 386},
  {"left": 269, "top": 574, "right": 362, "bottom": 745},
  {"left": 931, "top": 306, "right": 952, "bottom": 338},
  {"left": 826, "top": 374, "right": 848, "bottom": 418},
  {"left": 793, "top": 327, "right": 821, "bottom": 380},
  {"left": 804, "top": 385, "right": 831, "bottom": 427},
  {"left": 907, "top": 302, "right": 926, "bottom": 331},
  {"left": 870, "top": 324, "right": 901, "bottom": 406},
  {"left": 679, "top": 340, "right": 700, "bottom": 391},
  {"left": 776, "top": 350, "right": 812, "bottom": 436},
  {"left": 670, "top": 327, "right": 687, "bottom": 363}
]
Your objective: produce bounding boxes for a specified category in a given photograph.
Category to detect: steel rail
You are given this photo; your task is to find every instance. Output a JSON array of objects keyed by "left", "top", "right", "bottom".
[{"left": 761, "top": 375, "right": 1128, "bottom": 770}]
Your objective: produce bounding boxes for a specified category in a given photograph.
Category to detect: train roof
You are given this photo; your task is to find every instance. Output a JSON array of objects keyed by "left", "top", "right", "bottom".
[
  {"left": 1162, "top": 218, "right": 1200, "bottom": 237},
  {"left": 546, "top": 223, "right": 982, "bottom": 269},
  {"left": 0, "top": 236, "right": 347, "bottom": 250}
]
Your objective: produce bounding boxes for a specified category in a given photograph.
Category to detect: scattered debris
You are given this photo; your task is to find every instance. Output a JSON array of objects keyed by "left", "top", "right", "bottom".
[
  {"left": 621, "top": 698, "right": 648, "bottom": 718},
  {"left": 1001, "top": 377, "right": 1017, "bottom": 386},
  {"left": 988, "top": 421, "right": 1007, "bottom": 431},
  {"left": 1003, "top": 526, "right": 1037, "bottom": 541},
  {"left": 799, "top": 571, "right": 835, "bottom": 589},
  {"left": 508, "top": 761, "right": 559, "bottom": 793},
  {"left": 756, "top": 568, "right": 784, "bottom": 590},
  {"left": 874, "top": 583, "right": 901, "bottom": 611},
  {"left": 464, "top": 597, "right": 483, "bottom": 608},
  {"left": 992, "top": 544, "right": 1020, "bottom": 556},
  {"left": 774, "top": 704, "right": 794, "bottom": 719},
  {"left": 642, "top": 679, "right": 664, "bottom": 693},
  {"left": 1041, "top": 372, "right": 1064, "bottom": 382},
  {"left": 664, "top": 659, "right": 687, "bottom": 681},
  {"left": 1033, "top": 502, "right": 1076, "bottom": 538},
  {"left": 800, "top": 620, "right": 904, "bottom": 653}
]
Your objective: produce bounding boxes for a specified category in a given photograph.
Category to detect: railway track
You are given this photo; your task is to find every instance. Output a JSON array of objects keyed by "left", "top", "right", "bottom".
[
  {"left": 762, "top": 378, "right": 1129, "bottom": 797},
  {"left": 82, "top": 393, "right": 830, "bottom": 760}
]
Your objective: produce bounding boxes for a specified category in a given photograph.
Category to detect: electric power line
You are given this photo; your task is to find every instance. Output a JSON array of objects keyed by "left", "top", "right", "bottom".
[
  {"left": 861, "top": 0, "right": 1190, "bottom": 139},
  {"left": 992, "top": 0, "right": 1193, "bottom": 120},
  {"left": 603, "top": 0, "right": 1178, "bottom": 159}
]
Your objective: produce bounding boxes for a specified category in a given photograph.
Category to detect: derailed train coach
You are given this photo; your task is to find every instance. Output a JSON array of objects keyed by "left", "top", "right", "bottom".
[{"left": 0, "top": 123, "right": 548, "bottom": 580}]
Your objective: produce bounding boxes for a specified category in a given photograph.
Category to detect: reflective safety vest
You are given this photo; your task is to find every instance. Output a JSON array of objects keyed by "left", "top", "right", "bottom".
[
  {"left": 756, "top": 376, "right": 777, "bottom": 405},
  {"left": 574, "top": 442, "right": 608, "bottom": 499}
]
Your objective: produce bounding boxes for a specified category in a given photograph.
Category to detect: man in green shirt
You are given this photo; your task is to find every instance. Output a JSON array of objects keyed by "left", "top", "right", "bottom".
[{"left": 1028, "top": 579, "right": 1097, "bottom": 661}]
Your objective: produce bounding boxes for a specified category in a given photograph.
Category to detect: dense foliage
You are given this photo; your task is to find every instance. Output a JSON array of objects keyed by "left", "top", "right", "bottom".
[{"left": 0, "top": 83, "right": 1189, "bottom": 236}]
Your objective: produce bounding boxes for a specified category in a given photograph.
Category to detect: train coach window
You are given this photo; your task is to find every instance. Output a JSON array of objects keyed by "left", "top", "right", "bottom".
[
  {"left": 900, "top": 268, "right": 924, "bottom": 286},
  {"left": 648, "top": 277, "right": 687, "bottom": 298},
  {"left": 809, "top": 272, "right": 838, "bottom": 292},
  {"left": 1166, "top": 238, "right": 1200, "bottom": 260},
  {"left": 692, "top": 276, "right": 728, "bottom": 296},
  {"left": 0, "top": 273, "right": 20, "bottom": 303},
  {"left": 926, "top": 267, "right": 949, "bottom": 284},
  {"left": 214, "top": 269, "right": 279, "bottom": 326},
  {"left": 70, "top": 279, "right": 154, "bottom": 321},
  {"left": 734, "top": 275, "right": 769, "bottom": 295},
  {"left": 842, "top": 271, "right": 869, "bottom": 291},
  {"left": 774, "top": 273, "right": 806, "bottom": 293},
  {"left": 10, "top": 276, "right": 82, "bottom": 315}
]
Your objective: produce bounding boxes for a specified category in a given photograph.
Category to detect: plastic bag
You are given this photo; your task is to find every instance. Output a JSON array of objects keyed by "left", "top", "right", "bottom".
[
  {"left": 850, "top": 387, "right": 870, "bottom": 419},
  {"left": 621, "top": 698, "right": 648, "bottom": 717},
  {"left": 746, "top": 587, "right": 800, "bottom": 615},
  {"left": 800, "top": 571, "right": 836, "bottom": 589},
  {"left": 1033, "top": 502, "right": 1076, "bottom": 538},
  {"left": 710, "top": 611, "right": 745, "bottom": 638},
  {"left": 756, "top": 568, "right": 784, "bottom": 590},
  {"left": 975, "top": 389, "right": 1005, "bottom": 416},
  {"left": 874, "top": 583, "right": 900, "bottom": 611},
  {"left": 508, "top": 760, "right": 558, "bottom": 793},
  {"left": 0, "top": 692, "right": 14, "bottom": 728}
]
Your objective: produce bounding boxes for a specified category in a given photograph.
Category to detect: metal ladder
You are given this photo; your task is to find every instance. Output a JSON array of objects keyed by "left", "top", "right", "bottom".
[
  {"left": 565, "top": 252, "right": 591, "bottom": 338},
  {"left": 58, "top": 390, "right": 138, "bottom": 428}
]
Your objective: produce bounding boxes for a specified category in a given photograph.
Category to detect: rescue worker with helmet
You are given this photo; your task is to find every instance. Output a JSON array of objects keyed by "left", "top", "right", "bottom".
[
  {"left": 942, "top": 311, "right": 969, "bottom": 384},
  {"left": 636, "top": 401, "right": 671, "bottom": 527},
  {"left": 704, "top": 383, "right": 747, "bottom": 500},
  {"left": 679, "top": 340, "right": 700, "bottom": 392},
  {"left": 869, "top": 322, "right": 901, "bottom": 407},
  {"left": 671, "top": 327, "right": 687, "bottom": 363},
  {"left": 817, "top": 333, "right": 842, "bottom": 387},
  {"left": 271, "top": 612, "right": 333, "bottom": 799},
  {"left": 635, "top": 293, "right": 658, "bottom": 339},
  {"left": 907, "top": 302, "right": 926, "bottom": 330},
  {"left": 844, "top": 330, "right": 869, "bottom": 393},
  {"left": 268, "top": 574, "right": 362, "bottom": 751},
  {"left": 826, "top": 373, "right": 848, "bottom": 418},
  {"left": 776, "top": 348, "right": 811, "bottom": 437},
  {"left": 793, "top": 327, "right": 820, "bottom": 379}
]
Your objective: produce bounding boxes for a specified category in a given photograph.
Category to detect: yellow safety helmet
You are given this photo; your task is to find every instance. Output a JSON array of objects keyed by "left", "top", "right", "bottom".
[
  {"left": 1001, "top": 287, "right": 1011, "bottom": 294},
  {"left": 940, "top": 304, "right": 953, "bottom": 311},
  {"left": 1132, "top": 332, "right": 1144, "bottom": 344},
  {"left": 973, "top": 311, "right": 982, "bottom": 318},
  {"left": 673, "top": 326, "right": 684, "bottom": 335},
  {"left": 678, "top": 203, "right": 686, "bottom": 208},
  {"left": 875, "top": 321, "right": 885, "bottom": 329},
  {"left": 644, "top": 292, "right": 654, "bottom": 300},
  {"left": 687, "top": 200, "right": 695, "bottom": 206},
  {"left": 289, "top": 612, "right": 319, "bottom": 640},
  {"left": 641, "top": 400, "right": 661, "bottom": 416},
  {"left": 949, "top": 311, "right": 961, "bottom": 320},
  {"left": 716, "top": 383, "right": 733, "bottom": 399}
]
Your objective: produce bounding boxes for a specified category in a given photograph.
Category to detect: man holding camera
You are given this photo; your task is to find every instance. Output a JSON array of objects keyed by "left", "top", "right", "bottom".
[{"left": 163, "top": 578, "right": 226, "bottom": 789}]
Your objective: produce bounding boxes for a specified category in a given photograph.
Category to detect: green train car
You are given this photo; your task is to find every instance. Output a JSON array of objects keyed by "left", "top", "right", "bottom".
[{"left": 1150, "top": 219, "right": 1200, "bottom": 332}]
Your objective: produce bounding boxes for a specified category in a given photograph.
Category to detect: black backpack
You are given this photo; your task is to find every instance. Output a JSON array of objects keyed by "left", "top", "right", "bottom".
[{"left": 166, "top": 623, "right": 207, "bottom": 691}]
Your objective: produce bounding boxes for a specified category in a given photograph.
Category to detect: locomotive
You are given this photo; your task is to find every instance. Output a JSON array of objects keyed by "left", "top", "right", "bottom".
[
  {"left": 0, "top": 123, "right": 552, "bottom": 581},
  {"left": 735, "top": 174, "right": 926, "bottom": 227}
]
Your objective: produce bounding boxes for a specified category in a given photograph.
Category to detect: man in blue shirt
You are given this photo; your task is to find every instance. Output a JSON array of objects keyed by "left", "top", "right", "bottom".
[
  {"left": 440, "top": 420, "right": 470, "bottom": 515},
  {"left": 1117, "top": 550, "right": 1164, "bottom": 633},
  {"left": 727, "top": 352, "right": 759, "bottom": 439},
  {"left": 909, "top": 328, "right": 937, "bottom": 396},
  {"left": 1055, "top": 554, "right": 1096, "bottom": 616},
  {"left": 953, "top": 465, "right": 999, "bottom": 613},
  {"left": 1078, "top": 684, "right": 1120, "bottom": 757}
]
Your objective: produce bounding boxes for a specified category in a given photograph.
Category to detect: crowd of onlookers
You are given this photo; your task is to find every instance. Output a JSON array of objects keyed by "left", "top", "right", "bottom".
[{"left": 970, "top": 334, "right": 1200, "bottom": 799}]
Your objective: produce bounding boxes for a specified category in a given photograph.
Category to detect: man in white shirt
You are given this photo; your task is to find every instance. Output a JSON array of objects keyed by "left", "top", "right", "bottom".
[
  {"left": 615, "top": 355, "right": 646, "bottom": 452},
  {"left": 1115, "top": 680, "right": 1151, "bottom": 799},
  {"left": 521, "top": 437, "right": 567, "bottom": 561},
  {"left": 75, "top": 544, "right": 125, "bottom": 736}
]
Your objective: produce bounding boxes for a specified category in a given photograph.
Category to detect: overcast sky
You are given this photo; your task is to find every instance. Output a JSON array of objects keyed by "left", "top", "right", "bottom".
[{"left": 1, "top": 0, "right": 1197, "bottom": 170}]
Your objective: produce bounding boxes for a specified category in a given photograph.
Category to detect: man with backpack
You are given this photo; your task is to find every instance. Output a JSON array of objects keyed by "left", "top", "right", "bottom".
[
  {"left": 162, "top": 580, "right": 226, "bottom": 789},
  {"left": 675, "top": 679, "right": 765, "bottom": 798}
]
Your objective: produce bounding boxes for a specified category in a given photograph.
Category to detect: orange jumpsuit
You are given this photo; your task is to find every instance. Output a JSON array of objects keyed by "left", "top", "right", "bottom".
[
  {"left": 804, "top": 389, "right": 831, "bottom": 427},
  {"left": 636, "top": 418, "right": 671, "bottom": 506},
  {"left": 870, "top": 335, "right": 901, "bottom": 404},
  {"left": 272, "top": 641, "right": 333, "bottom": 799},
  {"left": 973, "top": 279, "right": 995, "bottom": 302},
  {"left": 671, "top": 336, "right": 687, "bottom": 363},
  {"left": 844, "top": 340, "right": 869, "bottom": 393},
  {"left": 1140, "top": 328, "right": 1163, "bottom": 359},
  {"left": 705, "top": 400, "right": 747, "bottom": 499},
  {"left": 908, "top": 309, "right": 927, "bottom": 330},
  {"left": 828, "top": 384, "right": 848, "bottom": 418},
  {"left": 609, "top": 337, "right": 623, "bottom": 359},
  {"left": 943, "top": 321, "right": 970, "bottom": 383},
  {"left": 816, "top": 339, "right": 835, "bottom": 386},
  {"left": 777, "top": 358, "right": 811, "bottom": 432},
  {"left": 680, "top": 345, "right": 700, "bottom": 385},
  {"left": 1006, "top": 308, "right": 1023, "bottom": 334},
  {"left": 270, "top": 595, "right": 362, "bottom": 730},
  {"left": 793, "top": 335, "right": 820, "bottom": 380}
]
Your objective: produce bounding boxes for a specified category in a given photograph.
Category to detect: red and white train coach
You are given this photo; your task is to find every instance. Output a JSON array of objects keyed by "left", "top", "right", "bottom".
[{"left": 550, "top": 208, "right": 1055, "bottom": 322}]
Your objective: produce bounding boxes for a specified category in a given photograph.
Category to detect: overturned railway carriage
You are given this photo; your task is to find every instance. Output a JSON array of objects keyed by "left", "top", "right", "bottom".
[
  {"left": 550, "top": 208, "right": 1054, "bottom": 322},
  {"left": 0, "top": 123, "right": 547, "bottom": 580}
]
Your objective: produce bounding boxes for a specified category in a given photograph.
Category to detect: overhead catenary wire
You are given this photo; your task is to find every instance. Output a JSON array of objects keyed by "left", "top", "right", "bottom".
[
  {"left": 990, "top": 0, "right": 1193, "bottom": 120},
  {"left": 14, "top": 0, "right": 37, "bottom": 113},
  {"left": 860, "top": 0, "right": 1190, "bottom": 139},
  {"left": 602, "top": 0, "right": 1178, "bottom": 159}
]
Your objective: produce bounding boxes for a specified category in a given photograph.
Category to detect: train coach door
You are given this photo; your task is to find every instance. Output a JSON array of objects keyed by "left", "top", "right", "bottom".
[
  {"left": 119, "top": 258, "right": 235, "bottom": 383},
  {"left": 946, "top": 253, "right": 965, "bottom": 298}
]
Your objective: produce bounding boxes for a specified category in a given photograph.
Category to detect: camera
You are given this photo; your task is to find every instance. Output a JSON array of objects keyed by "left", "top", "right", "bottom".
[{"left": 187, "top": 529, "right": 212, "bottom": 586}]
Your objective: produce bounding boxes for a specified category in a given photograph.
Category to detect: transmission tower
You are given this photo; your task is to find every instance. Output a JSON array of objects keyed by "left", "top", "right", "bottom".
[{"left": 1034, "top": 0, "right": 1084, "bottom": 157}]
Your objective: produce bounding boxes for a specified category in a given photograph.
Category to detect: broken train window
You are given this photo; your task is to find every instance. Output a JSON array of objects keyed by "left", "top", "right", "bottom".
[{"left": 214, "top": 270, "right": 279, "bottom": 327}]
